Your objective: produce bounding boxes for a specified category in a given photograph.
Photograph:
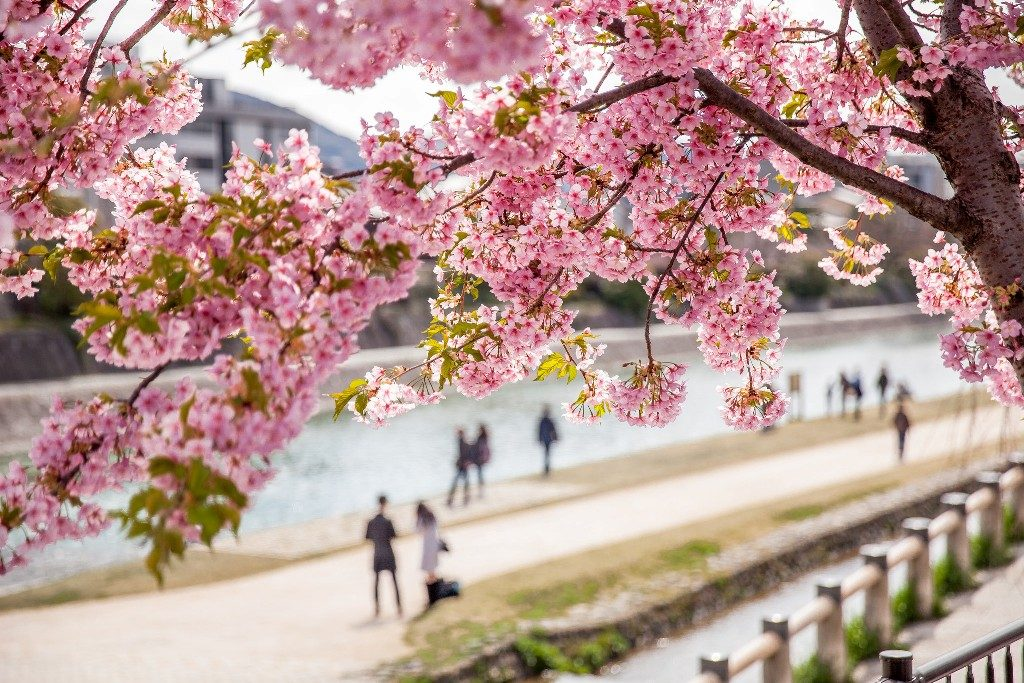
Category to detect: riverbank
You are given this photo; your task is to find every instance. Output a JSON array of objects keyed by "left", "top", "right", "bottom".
[
  {"left": 0, "top": 303, "right": 936, "bottom": 456},
  {"left": 0, "top": 395, "right": 1017, "bottom": 682},
  {"left": 0, "top": 389, "right": 994, "bottom": 608}
]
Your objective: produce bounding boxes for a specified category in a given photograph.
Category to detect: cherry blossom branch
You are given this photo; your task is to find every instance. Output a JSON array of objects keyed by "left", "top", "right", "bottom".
[
  {"left": 127, "top": 362, "right": 170, "bottom": 406},
  {"left": 876, "top": 0, "right": 925, "bottom": 48},
  {"left": 779, "top": 118, "right": 926, "bottom": 146},
  {"left": 692, "top": 67, "right": 967, "bottom": 230},
  {"left": 120, "top": 0, "right": 176, "bottom": 52},
  {"left": 834, "top": 0, "right": 852, "bottom": 69},
  {"left": 79, "top": 0, "right": 127, "bottom": 95},
  {"left": 58, "top": 0, "right": 100, "bottom": 35}
]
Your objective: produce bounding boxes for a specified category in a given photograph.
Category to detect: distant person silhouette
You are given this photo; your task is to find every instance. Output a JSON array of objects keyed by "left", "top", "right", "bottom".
[
  {"left": 896, "top": 381, "right": 913, "bottom": 403},
  {"left": 537, "top": 406, "right": 559, "bottom": 476},
  {"left": 472, "top": 425, "right": 491, "bottom": 496},
  {"left": 447, "top": 428, "right": 473, "bottom": 507},
  {"left": 825, "top": 380, "right": 835, "bottom": 416},
  {"left": 365, "top": 495, "right": 401, "bottom": 617},
  {"left": 894, "top": 403, "right": 911, "bottom": 462},
  {"left": 838, "top": 372, "right": 851, "bottom": 417},
  {"left": 877, "top": 365, "right": 890, "bottom": 416},
  {"left": 850, "top": 372, "right": 864, "bottom": 421}
]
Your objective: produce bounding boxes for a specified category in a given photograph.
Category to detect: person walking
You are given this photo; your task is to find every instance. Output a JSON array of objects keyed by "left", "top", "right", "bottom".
[
  {"left": 537, "top": 406, "right": 559, "bottom": 476},
  {"left": 876, "top": 365, "right": 890, "bottom": 416},
  {"left": 446, "top": 428, "right": 473, "bottom": 507},
  {"left": 825, "top": 380, "right": 835, "bottom": 416},
  {"left": 364, "top": 495, "right": 401, "bottom": 618},
  {"left": 894, "top": 402, "right": 911, "bottom": 463},
  {"left": 472, "top": 425, "right": 491, "bottom": 496}
]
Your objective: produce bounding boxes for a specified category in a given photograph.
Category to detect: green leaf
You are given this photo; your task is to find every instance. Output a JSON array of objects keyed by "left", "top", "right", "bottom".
[
  {"left": 329, "top": 378, "right": 367, "bottom": 420},
  {"left": 789, "top": 211, "right": 810, "bottom": 229},
  {"left": 780, "top": 91, "right": 808, "bottom": 119},
  {"left": 873, "top": 47, "right": 904, "bottom": 80},
  {"left": 241, "top": 28, "right": 281, "bottom": 73},
  {"left": 166, "top": 270, "right": 187, "bottom": 291},
  {"left": 428, "top": 90, "right": 459, "bottom": 108},
  {"left": 132, "top": 199, "right": 166, "bottom": 216},
  {"left": 27, "top": 245, "right": 49, "bottom": 256}
]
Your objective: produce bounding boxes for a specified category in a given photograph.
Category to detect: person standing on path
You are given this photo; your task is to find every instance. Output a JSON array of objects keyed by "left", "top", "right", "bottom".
[
  {"left": 838, "top": 372, "right": 851, "bottom": 417},
  {"left": 850, "top": 372, "right": 864, "bottom": 421},
  {"left": 472, "top": 425, "right": 491, "bottom": 496},
  {"left": 447, "top": 428, "right": 473, "bottom": 507},
  {"left": 876, "top": 365, "right": 890, "bottom": 416},
  {"left": 364, "top": 495, "right": 401, "bottom": 618},
  {"left": 415, "top": 501, "right": 440, "bottom": 583},
  {"left": 894, "top": 403, "right": 911, "bottom": 463},
  {"left": 538, "top": 406, "right": 559, "bottom": 476}
]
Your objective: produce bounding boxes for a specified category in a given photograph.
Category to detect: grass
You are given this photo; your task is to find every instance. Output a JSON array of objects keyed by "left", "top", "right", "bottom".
[
  {"left": 1004, "top": 505, "right": 1024, "bottom": 545},
  {"left": 891, "top": 583, "right": 919, "bottom": 635},
  {"left": 844, "top": 616, "right": 884, "bottom": 666},
  {"left": 513, "top": 628, "right": 630, "bottom": 676},
  {"left": 793, "top": 654, "right": 837, "bottom": 683},
  {"left": 969, "top": 533, "right": 1012, "bottom": 570},
  {"left": 932, "top": 552, "right": 975, "bottom": 616}
]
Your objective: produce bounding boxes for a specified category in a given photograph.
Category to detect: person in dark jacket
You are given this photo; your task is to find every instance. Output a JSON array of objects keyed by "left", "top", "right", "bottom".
[
  {"left": 365, "top": 494, "right": 401, "bottom": 617},
  {"left": 447, "top": 428, "right": 473, "bottom": 507},
  {"left": 876, "top": 365, "right": 890, "bottom": 416},
  {"left": 472, "top": 425, "right": 491, "bottom": 495},
  {"left": 537, "top": 406, "right": 559, "bottom": 476},
  {"left": 894, "top": 403, "right": 911, "bottom": 463}
]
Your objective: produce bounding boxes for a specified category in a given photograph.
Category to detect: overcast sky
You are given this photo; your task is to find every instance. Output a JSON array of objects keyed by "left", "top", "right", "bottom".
[{"left": 92, "top": 1, "right": 1022, "bottom": 140}]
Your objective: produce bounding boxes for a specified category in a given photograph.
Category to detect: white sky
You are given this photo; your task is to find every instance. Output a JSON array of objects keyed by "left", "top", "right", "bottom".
[{"left": 91, "top": 1, "right": 1022, "bottom": 139}]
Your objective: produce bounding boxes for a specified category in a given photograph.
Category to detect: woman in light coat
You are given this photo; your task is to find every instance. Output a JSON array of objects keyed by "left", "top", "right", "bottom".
[{"left": 415, "top": 501, "right": 440, "bottom": 582}]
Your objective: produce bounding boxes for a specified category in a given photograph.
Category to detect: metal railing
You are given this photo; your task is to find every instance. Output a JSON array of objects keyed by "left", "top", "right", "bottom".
[
  {"left": 879, "top": 618, "right": 1024, "bottom": 683},
  {"left": 689, "top": 453, "right": 1024, "bottom": 683}
]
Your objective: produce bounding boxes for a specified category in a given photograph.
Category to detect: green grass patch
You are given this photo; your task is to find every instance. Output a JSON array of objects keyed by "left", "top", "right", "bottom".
[
  {"left": 514, "top": 629, "right": 629, "bottom": 676},
  {"left": 506, "top": 576, "right": 609, "bottom": 620},
  {"left": 660, "top": 539, "right": 721, "bottom": 570},
  {"left": 844, "top": 616, "right": 884, "bottom": 666},
  {"left": 932, "top": 552, "right": 974, "bottom": 616},
  {"left": 890, "top": 584, "right": 919, "bottom": 635},
  {"left": 774, "top": 504, "right": 826, "bottom": 522},
  {"left": 793, "top": 654, "right": 836, "bottom": 683},
  {"left": 970, "top": 533, "right": 1011, "bottom": 570},
  {"left": 1004, "top": 506, "right": 1024, "bottom": 545}
]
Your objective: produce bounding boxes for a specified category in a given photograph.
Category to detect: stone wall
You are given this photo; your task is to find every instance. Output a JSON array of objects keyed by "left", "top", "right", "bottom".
[{"left": 400, "top": 458, "right": 1001, "bottom": 682}]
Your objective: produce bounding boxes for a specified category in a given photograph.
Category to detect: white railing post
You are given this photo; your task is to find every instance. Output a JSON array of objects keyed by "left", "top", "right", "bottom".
[
  {"left": 902, "top": 517, "right": 933, "bottom": 622},
  {"left": 701, "top": 653, "right": 730, "bottom": 682},
  {"left": 816, "top": 579, "right": 845, "bottom": 680},
  {"left": 1009, "top": 452, "right": 1024, "bottom": 537},
  {"left": 861, "top": 543, "right": 892, "bottom": 646},
  {"left": 762, "top": 615, "right": 791, "bottom": 683},
  {"left": 976, "top": 471, "right": 1004, "bottom": 555},
  {"left": 940, "top": 492, "right": 971, "bottom": 571}
]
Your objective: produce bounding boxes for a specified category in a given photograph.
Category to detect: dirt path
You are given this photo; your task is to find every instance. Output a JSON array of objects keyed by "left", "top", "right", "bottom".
[{"left": 0, "top": 406, "right": 1017, "bottom": 683}]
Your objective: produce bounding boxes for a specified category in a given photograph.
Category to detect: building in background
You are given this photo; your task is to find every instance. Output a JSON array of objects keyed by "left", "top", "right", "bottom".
[{"left": 142, "top": 78, "right": 361, "bottom": 190}]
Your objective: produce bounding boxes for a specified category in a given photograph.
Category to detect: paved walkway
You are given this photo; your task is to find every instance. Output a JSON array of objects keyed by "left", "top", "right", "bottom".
[{"left": 0, "top": 406, "right": 1018, "bottom": 682}]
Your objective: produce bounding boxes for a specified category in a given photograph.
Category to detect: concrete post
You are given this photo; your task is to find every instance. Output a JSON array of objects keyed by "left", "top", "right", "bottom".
[
  {"left": 1009, "top": 452, "right": 1024, "bottom": 537},
  {"left": 701, "top": 653, "right": 730, "bottom": 682},
  {"left": 940, "top": 492, "right": 970, "bottom": 572},
  {"left": 879, "top": 650, "right": 914, "bottom": 683},
  {"left": 902, "top": 518, "right": 933, "bottom": 621},
  {"left": 815, "top": 579, "right": 845, "bottom": 681},
  {"left": 976, "top": 471, "right": 1004, "bottom": 555},
  {"left": 861, "top": 543, "right": 891, "bottom": 646},
  {"left": 762, "top": 615, "right": 791, "bottom": 683}
]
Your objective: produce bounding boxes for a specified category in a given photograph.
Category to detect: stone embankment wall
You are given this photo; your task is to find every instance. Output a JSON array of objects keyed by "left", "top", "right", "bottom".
[
  {"left": 407, "top": 458, "right": 997, "bottom": 682},
  {"left": 0, "top": 304, "right": 937, "bottom": 454}
]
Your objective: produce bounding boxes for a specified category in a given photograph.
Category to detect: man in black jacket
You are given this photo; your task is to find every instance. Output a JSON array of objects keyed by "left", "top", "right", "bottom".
[
  {"left": 538, "top": 405, "right": 559, "bottom": 476},
  {"left": 365, "top": 495, "right": 401, "bottom": 617}
]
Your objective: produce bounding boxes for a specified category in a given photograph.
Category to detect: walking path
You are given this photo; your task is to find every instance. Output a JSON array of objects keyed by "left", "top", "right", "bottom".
[{"left": 0, "top": 406, "right": 1018, "bottom": 682}]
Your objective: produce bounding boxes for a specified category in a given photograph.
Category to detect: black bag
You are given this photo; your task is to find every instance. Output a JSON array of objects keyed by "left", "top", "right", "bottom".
[{"left": 426, "top": 578, "right": 461, "bottom": 605}]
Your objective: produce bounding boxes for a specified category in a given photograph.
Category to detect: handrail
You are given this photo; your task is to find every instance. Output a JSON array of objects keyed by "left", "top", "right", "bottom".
[
  {"left": 692, "top": 454, "right": 1024, "bottom": 683},
  {"left": 914, "top": 618, "right": 1024, "bottom": 682}
]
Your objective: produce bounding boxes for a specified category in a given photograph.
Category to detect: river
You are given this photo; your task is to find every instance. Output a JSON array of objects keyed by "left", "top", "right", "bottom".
[{"left": 0, "top": 320, "right": 968, "bottom": 593}]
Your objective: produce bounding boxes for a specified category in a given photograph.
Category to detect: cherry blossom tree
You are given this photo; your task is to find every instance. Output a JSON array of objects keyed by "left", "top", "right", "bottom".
[{"left": 1, "top": 0, "right": 1022, "bottom": 577}]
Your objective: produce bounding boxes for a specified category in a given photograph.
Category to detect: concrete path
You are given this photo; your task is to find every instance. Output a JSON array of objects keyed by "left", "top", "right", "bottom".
[{"left": 0, "top": 406, "right": 1018, "bottom": 683}]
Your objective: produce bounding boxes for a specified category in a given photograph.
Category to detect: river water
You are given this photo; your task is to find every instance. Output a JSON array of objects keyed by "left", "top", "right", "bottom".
[{"left": 0, "top": 321, "right": 970, "bottom": 593}]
